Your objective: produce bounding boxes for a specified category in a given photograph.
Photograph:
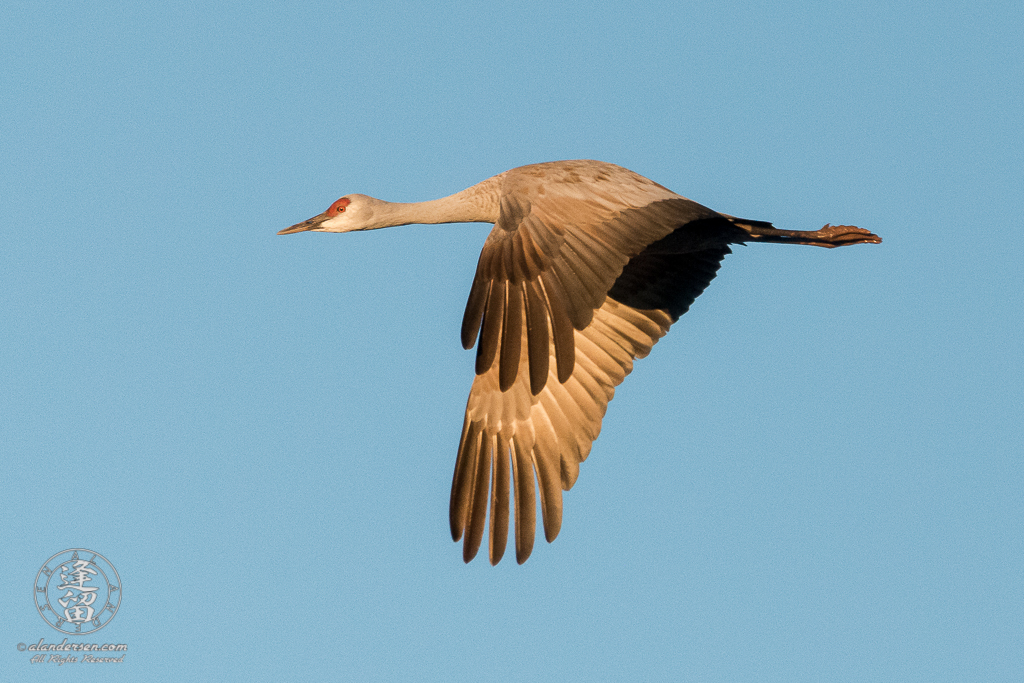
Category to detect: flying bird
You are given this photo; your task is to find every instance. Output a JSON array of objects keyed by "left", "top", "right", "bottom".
[{"left": 279, "top": 160, "right": 880, "bottom": 565}]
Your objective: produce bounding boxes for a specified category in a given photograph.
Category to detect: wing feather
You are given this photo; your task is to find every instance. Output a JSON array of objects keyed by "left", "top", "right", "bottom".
[
  {"left": 489, "top": 441, "right": 511, "bottom": 564},
  {"left": 461, "top": 275, "right": 489, "bottom": 350},
  {"left": 523, "top": 280, "right": 550, "bottom": 395},
  {"left": 463, "top": 431, "right": 492, "bottom": 562},
  {"left": 513, "top": 229, "right": 545, "bottom": 280},
  {"left": 538, "top": 271, "right": 576, "bottom": 382},
  {"left": 475, "top": 280, "right": 504, "bottom": 374},
  {"left": 449, "top": 417, "right": 477, "bottom": 538},
  {"left": 559, "top": 236, "right": 608, "bottom": 309},
  {"left": 511, "top": 441, "right": 537, "bottom": 563},
  {"left": 530, "top": 402, "right": 565, "bottom": 544},
  {"left": 499, "top": 284, "right": 523, "bottom": 390}
]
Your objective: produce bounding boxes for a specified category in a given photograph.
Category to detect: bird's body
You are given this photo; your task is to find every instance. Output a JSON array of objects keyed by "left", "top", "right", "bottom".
[{"left": 279, "top": 160, "right": 880, "bottom": 564}]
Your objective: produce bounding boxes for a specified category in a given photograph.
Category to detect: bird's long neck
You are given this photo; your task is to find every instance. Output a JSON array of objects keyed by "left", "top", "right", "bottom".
[{"left": 372, "top": 175, "right": 501, "bottom": 228}]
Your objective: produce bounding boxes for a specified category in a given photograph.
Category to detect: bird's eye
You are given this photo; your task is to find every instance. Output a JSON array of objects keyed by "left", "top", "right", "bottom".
[{"left": 329, "top": 197, "right": 351, "bottom": 215}]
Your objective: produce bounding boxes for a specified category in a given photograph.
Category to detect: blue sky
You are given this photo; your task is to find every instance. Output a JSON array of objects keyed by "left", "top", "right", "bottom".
[{"left": 2, "top": 0, "right": 1022, "bottom": 680}]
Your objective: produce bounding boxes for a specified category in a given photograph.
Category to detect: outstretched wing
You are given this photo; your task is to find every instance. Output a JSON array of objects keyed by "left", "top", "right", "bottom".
[
  {"left": 451, "top": 247, "right": 730, "bottom": 564},
  {"left": 460, "top": 161, "right": 719, "bottom": 396}
]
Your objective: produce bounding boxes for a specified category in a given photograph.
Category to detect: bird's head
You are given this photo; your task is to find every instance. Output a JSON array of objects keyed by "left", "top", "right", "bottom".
[{"left": 278, "top": 194, "right": 386, "bottom": 234}]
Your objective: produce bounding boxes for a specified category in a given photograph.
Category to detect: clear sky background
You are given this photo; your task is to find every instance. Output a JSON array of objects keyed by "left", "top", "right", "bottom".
[{"left": 2, "top": 0, "right": 1022, "bottom": 680}]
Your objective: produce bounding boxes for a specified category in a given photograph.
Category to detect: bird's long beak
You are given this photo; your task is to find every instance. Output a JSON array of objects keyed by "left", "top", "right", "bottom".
[{"left": 277, "top": 211, "right": 330, "bottom": 235}]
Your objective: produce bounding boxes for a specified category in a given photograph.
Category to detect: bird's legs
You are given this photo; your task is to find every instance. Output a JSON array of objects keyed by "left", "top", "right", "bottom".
[{"left": 740, "top": 223, "right": 882, "bottom": 248}]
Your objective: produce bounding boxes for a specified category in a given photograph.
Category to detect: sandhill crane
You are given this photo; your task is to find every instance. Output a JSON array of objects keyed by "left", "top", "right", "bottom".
[{"left": 279, "top": 160, "right": 880, "bottom": 565}]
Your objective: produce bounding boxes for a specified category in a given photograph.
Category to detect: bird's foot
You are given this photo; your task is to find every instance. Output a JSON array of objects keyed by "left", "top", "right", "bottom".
[
  {"left": 811, "top": 224, "right": 883, "bottom": 248},
  {"left": 741, "top": 223, "right": 882, "bottom": 248}
]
